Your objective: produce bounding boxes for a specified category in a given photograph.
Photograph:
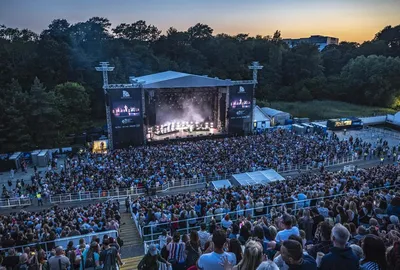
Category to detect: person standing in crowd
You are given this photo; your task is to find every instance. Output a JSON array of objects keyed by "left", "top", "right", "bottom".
[
  {"left": 80, "top": 242, "right": 100, "bottom": 270},
  {"left": 99, "top": 239, "right": 121, "bottom": 270},
  {"left": 167, "top": 232, "right": 186, "bottom": 270},
  {"left": 185, "top": 230, "right": 202, "bottom": 268},
  {"left": 48, "top": 246, "right": 71, "bottom": 270},
  {"left": 319, "top": 224, "right": 359, "bottom": 270},
  {"left": 198, "top": 223, "right": 211, "bottom": 251},
  {"left": 138, "top": 244, "right": 170, "bottom": 270},
  {"left": 36, "top": 192, "right": 43, "bottom": 206},
  {"left": 279, "top": 239, "right": 317, "bottom": 270},
  {"left": 221, "top": 240, "right": 263, "bottom": 270},
  {"left": 275, "top": 214, "right": 300, "bottom": 243},
  {"left": 197, "top": 229, "right": 236, "bottom": 270},
  {"left": 360, "top": 234, "right": 387, "bottom": 270}
]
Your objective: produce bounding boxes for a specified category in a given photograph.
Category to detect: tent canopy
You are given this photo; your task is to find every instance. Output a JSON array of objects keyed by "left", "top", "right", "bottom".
[{"left": 230, "top": 169, "right": 285, "bottom": 186}]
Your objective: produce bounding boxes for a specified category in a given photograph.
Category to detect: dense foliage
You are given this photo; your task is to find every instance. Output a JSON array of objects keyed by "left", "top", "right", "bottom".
[{"left": 0, "top": 18, "right": 399, "bottom": 151}]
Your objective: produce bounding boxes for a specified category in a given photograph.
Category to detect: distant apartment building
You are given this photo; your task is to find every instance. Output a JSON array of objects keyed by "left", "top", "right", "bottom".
[{"left": 283, "top": 35, "right": 339, "bottom": 51}]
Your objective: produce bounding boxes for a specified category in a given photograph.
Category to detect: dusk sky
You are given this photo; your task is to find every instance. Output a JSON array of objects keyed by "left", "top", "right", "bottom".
[{"left": 1, "top": 0, "right": 399, "bottom": 43}]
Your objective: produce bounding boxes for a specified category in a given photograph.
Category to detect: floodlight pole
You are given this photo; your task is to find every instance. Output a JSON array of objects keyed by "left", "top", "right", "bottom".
[
  {"left": 248, "top": 61, "right": 263, "bottom": 133},
  {"left": 95, "top": 62, "right": 115, "bottom": 150}
]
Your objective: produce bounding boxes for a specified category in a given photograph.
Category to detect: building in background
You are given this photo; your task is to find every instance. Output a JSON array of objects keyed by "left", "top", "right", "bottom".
[{"left": 283, "top": 35, "right": 339, "bottom": 51}]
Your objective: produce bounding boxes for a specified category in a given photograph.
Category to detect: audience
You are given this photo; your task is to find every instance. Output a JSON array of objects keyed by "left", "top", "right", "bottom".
[
  {"left": 0, "top": 201, "right": 121, "bottom": 248},
  {"left": 4, "top": 129, "right": 382, "bottom": 200}
]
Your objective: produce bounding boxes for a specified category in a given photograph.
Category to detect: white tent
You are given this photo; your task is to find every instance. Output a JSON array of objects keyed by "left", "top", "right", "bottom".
[
  {"left": 253, "top": 105, "right": 271, "bottom": 129},
  {"left": 230, "top": 169, "right": 285, "bottom": 186}
]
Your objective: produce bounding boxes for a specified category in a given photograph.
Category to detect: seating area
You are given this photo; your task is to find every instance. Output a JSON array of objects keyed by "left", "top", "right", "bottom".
[
  {"left": 135, "top": 164, "right": 400, "bottom": 269},
  {"left": 132, "top": 164, "right": 399, "bottom": 239}
]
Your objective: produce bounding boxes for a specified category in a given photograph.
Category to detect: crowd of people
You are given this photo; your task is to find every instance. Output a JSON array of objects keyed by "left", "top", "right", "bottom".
[
  {"left": 0, "top": 234, "right": 123, "bottom": 270},
  {"left": 138, "top": 164, "right": 400, "bottom": 270},
  {"left": 132, "top": 164, "right": 400, "bottom": 231},
  {"left": 0, "top": 200, "right": 121, "bottom": 251},
  {"left": 3, "top": 129, "right": 394, "bottom": 201}
]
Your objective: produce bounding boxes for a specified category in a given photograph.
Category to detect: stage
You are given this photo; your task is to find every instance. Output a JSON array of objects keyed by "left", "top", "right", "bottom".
[{"left": 147, "top": 128, "right": 223, "bottom": 141}]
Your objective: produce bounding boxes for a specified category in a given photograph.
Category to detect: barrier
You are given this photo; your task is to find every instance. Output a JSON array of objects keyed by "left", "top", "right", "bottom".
[
  {"left": 137, "top": 184, "right": 400, "bottom": 241},
  {"left": 0, "top": 230, "right": 118, "bottom": 256},
  {"left": 0, "top": 197, "right": 31, "bottom": 209}
]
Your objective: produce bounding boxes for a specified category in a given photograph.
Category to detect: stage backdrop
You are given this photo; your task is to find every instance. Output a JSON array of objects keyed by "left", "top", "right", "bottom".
[
  {"left": 108, "top": 87, "right": 144, "bottom": 148},
  {"left": 228, "top": 84, "right": 254, "bottom": 134}
]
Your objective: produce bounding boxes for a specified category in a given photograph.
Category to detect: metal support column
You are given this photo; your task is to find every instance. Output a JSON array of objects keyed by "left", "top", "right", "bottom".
[
  {"left": 95, "top": 62, "right": 115, "bottom": 150},
  {"left": 248, "top": 61, "right": 263, "bottom": 133}
]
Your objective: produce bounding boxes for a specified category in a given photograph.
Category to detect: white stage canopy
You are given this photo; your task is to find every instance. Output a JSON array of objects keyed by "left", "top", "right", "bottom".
[
  {"left": 230, "top": 169, "right": 285, "bottom": 186},
  {"left": 212, "top": 180, "right": 233, "bottom": 190}
]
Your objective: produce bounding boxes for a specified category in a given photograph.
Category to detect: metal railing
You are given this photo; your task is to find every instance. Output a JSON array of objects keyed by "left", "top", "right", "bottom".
[
  {"left": 46, "top": 155, "right": 359, "bottom": 204},
  {"left": 0, "top": 230, "right": 118, "bottom": 257},
  {"left": 0, "top": 197, "right": 32, "bottom": 208},
  {"left": 135, "top": 183, "right": 400, "bottom": 241}
]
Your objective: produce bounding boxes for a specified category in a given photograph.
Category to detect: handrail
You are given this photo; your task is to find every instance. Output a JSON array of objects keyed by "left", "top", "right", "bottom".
[
  {"left": 0, "top": 197, "right": 32, "bottom": 209},
  {"left": 136, "top": 183, "right": 400, "bottom": 240},
  {"left": 0, "top": 230, "right": 118, "bottom": 256}
]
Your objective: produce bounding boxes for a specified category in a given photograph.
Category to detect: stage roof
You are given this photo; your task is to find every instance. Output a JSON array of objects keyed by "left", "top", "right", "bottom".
[
  {"left": 132, "top": 71, "right": 233, "bottom": 89},
  {"left": 230, "top": 169, "right": 285, "bottom": 186}
]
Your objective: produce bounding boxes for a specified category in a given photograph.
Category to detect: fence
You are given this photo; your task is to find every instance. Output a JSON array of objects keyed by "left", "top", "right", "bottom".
[
  {"left": 0, "top": 230, "right": 118, "bottom": 257},
  {"left": 47, "top": 155, "right": 359, "bottom": 204},
  {"left": 135, "top": 183, "right": 400, "bottom": 243},
  {"left": 0, "top": 197, "right": 31, "bottom": 208}
]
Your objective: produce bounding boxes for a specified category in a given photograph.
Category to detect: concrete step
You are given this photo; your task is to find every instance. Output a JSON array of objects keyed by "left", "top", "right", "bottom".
[
  {"left": 121, "top": 256, "right": 142, "bottom": 270},
  {"left": 120, "top": 212, "right": 142, "bottom": 247}
]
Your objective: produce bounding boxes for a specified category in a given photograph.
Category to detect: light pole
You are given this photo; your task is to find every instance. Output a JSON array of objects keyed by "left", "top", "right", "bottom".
[
  {"left": 95, "top": 62, "right": 115, "bottom": 150},
  {"left": 248, "top": 61, "right": 263, "bottom": 133}
]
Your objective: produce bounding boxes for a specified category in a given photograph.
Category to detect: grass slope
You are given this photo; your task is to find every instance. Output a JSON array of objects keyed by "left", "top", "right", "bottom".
[{"left": 259, "top": 100, "right": 396, "bottom": 120}]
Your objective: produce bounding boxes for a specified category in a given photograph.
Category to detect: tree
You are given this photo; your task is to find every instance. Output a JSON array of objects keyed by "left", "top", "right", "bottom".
[
  {"left": 296, "top": 86, "right": 313, "bottom": 102},
  {"left": 0, "top": 80, "right": 31, "bottom": 152},
  {"left": 113, "top": 21, "right": 161, "bottom": 43},
  {"left": 374, "top": 25, "right": 400, "bottom": 56},
  {"left": 27, "top": 77, "right": 62, "bottom": 148},
  {"left": 282, "top": 43, "right": 324, "bottom": 86},
  {"left": 54, "top": 82, "right": 91, "bottom": 134},
  {"left": 340, "top": 55, "right": 400, "bottom": 108},
  {"left": 187, "top": 23, "right": 213, "bottom": 42}
]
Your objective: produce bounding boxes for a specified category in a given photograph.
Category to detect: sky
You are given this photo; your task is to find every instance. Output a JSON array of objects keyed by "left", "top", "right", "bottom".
[{"left": 0, "top": 0, "right": 399, "bottom": 43}]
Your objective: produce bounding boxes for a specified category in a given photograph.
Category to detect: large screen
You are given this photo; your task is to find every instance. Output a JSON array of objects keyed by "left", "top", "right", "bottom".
[
  {"left": 228, "top": 84, "right": 253, "bottom": 134},
  {"left": 108, "top": 88, "right": 144, "bottom": 148}
]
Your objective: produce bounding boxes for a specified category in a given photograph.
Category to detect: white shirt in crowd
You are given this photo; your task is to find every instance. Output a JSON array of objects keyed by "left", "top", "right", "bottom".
[
  {"left": 197, "top": 251, "right": 236, "bottom": 270},
  {"left": 221, "top": 218, "right": 233, "bottom": 229},
  {"left": 198, "top": 230, "right": 211, "bottom": 250},
  {"left": 275, "top": 226, "right": 300, "bottom": 243}
]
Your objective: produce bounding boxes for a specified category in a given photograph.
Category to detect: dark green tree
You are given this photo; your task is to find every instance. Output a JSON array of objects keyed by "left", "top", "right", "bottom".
[
  {"left": 0, "top": 80, "right": 31, "bottom": 152},
  {"left": 54, "top": 82, "right": 91, "bottom": 134},
  {"left": 27, "top": 77, "right": 62, "bottom": 148},
  {"left": 112, "top": 21, "right": 161, "bottom": 42}
]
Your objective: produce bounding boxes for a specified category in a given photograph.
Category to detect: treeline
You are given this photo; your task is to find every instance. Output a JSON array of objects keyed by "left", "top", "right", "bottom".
[{"left": 0, "top": 18, "right": 400, "bottom": 152}]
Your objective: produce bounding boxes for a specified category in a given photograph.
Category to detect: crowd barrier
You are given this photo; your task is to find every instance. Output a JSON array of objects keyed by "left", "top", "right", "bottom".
[
  {"left": 0, "top": 230, "right": 118, "bottom": 256},
  {"left": 46, "top": 155, "right": 358, "bottom": 204},
  {"left": 135, "top": 183, "right": 399, "bottom": 242},
  {"left": 0, "top": 197, "right": 31, "bottom": 208}
]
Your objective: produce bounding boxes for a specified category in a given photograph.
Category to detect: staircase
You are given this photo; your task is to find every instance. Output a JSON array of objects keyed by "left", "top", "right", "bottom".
[
  {"left": 119, "top": 212, "right": 142, "bottom": 247},
  {"left": 121, "top": 256, "right": 143, "bottom": 270},
  {"left": 119, "top": 212, "right": 144, "bottom": 269}
]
